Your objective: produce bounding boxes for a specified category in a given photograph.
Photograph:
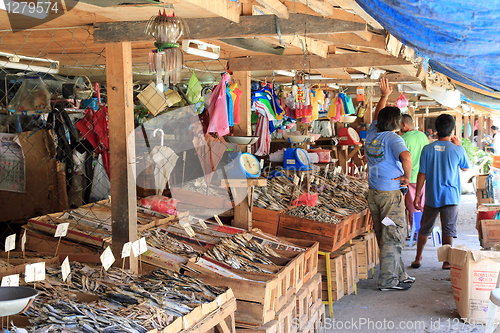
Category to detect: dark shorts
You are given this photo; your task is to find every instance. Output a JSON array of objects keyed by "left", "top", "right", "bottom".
[{"left": 419, "top": 204, "right": 459, "bottom": 237}]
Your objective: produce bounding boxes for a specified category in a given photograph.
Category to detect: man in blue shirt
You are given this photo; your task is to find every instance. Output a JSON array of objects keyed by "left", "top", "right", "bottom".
[{"left": 411, "top": 114, "right": 470, "bottom": 269}]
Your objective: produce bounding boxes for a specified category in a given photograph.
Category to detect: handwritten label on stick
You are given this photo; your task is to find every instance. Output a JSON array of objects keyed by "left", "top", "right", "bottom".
[
  {"left": 121, "top": 242, "right": 132, "bottom": 259},
  {"left": 100, "top": 247, "right": 115, "bottom": 271},
  {"left": 132, "top": 238, "right": 148, "bottom": 257},
  {"left": 54, "top": 223, "right": 70, "bottom": 238},
  {"left": 61, "top": 256, "right": 71, "bottom": 282},
  {"left": 293, "top": 175, "right": 299, "bottom": 185},
  {"left": 183, "top": 225, "right": 196, "bottom": 238},
  {"left": 5, "top": 233, "right": 15, "bottom": 252},
  {"left": 25, "top": 262, "right": 45, "bottom": 283},
  {"left": 1, "top": 274, "right": 19, "bottom": 287}
]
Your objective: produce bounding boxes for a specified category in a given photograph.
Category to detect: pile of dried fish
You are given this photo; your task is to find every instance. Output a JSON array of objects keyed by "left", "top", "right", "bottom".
[
  {"left": 287, "top": 205, "right": 340, "bottom": 224},
  {"left": 205, "top": 233, "right": 281, "bottom": 273},
  {"left": 254, "top": 176, "right": 294, "bottom": 211},
  {"left": 27, "top": 266, "right": 226, "bottom": 332},
  {"left": 254, "top": 172, "right": 369, "bottom": 218},
  {"left": 0, "top": 258, "right": 13, "bottom": 268},
  {"left": 143, "top": 229, "right": 200, "bottom": 258},
  {"left": 29, "top": 301, "right": 149, "bottom": 333}
]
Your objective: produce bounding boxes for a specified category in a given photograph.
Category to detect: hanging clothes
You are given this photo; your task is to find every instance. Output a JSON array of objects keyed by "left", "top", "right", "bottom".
[
  {"left": 254, "top": 100, "right": 271, "bottom": 156},
  {"left": 207, "top": 73, "right": 231, "bottom": 136},
  {"left": 229, "top": 82, "right": 242, "bottom": 124},
  {"left": 309, "top": 90, "right": 319, "bottom": 121},
  {"left": 225, "top": 84, "right": 234, "bottom": 127}
]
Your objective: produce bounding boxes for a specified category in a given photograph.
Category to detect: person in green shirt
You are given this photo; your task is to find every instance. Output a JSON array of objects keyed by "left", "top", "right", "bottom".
[{"left": 401, "top": 115, "right": 429, "bottom": 230}]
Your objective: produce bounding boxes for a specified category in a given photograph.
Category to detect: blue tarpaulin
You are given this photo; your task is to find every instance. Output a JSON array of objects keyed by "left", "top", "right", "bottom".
[{"left": 355, "top": 0, "right": 500, "bottom": 94}]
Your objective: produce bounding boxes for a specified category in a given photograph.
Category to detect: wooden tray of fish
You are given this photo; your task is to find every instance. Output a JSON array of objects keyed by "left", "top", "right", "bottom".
[
  {"left": 185, "top": 248, "right": 305, "bottom": 326},
  {"left": 0, "top": 254, "right": 59, "bottom": 278}
]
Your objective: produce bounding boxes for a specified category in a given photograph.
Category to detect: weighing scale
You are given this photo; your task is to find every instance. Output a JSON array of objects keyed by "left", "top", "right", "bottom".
[
  {"left": 338, "top": 127, "right": 361, "bottom": 145},
  {"left": 283, "top": 148, "right": 311, "bottom": 171},
  {"left": 223, "top": 136, "right": 262, "bottom": 179},
  {"left": 0, "top": 286, "right": 38, "bottom": 332}
]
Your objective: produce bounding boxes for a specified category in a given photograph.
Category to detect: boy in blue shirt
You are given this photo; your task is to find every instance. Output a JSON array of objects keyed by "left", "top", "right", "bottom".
[{"left": 411, "top": 114, "right": 470, "bottom": 269}]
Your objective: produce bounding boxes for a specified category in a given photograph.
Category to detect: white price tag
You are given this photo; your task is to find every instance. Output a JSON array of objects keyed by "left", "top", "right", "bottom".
[
  {"left": 293, "top": 175, "right": 299, "bottom": 185},
  {"left": 184, "top": 225, "right": 196, "bottom": 238},
  {"left": 5, "top": 233, "right": 15, "bottom": 252},
  {"left": 54, "top": 223, "right": 70, "bottom": 238},
  {"left": 2, "top": 274, "right": 19, "bottom": 287},
  {"left": 300, "top": 173, "right": 304, "bottom": 183},
  {"left": 100, "top": 247, "right": 115, "bottom": 271},
  {"left": 214, "top": 215, "right": 224, "bottom": 227},
  {"left": 132, "top": 238, "right": 148, "bottom": 257},
  {"left": 310, "top": 175, "right": 315, "bottom": 183},
  {"left": 121, "top": 242, "right": 132, "bottom": 259},
  {"left": 325, "top": 164, "right": 330, "bottom": 173},
  {"left": 21, "top": 229, "right": 26, "bottom": 252},
  {"left": 25, "top": 262, "right": 45, "bottom": 283},
  {"left": 61, "top": 256, "right": 71, "bottom": 282},
  {"left": 260, "top": 159, "right": 264, "bottom": 169}
]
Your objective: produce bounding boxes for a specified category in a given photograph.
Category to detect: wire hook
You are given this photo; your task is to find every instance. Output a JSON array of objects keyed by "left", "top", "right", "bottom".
[{"left": 153, "top": 128, "right": 164, "bottom": 146}]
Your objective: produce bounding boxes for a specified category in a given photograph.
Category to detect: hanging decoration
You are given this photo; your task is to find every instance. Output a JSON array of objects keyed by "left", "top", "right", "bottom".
[{"left": 145, "top": 8, "right": 188, "bottom": 87}]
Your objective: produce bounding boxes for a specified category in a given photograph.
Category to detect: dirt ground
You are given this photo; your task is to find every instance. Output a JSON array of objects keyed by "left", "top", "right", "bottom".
[{"left": 326, "top": 194, "right": 491, "bottom": 333}]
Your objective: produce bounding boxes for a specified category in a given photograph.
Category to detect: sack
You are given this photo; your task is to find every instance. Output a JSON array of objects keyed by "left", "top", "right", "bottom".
[{"left": 139, "top": 195, "right": 179, "bottom": 215}]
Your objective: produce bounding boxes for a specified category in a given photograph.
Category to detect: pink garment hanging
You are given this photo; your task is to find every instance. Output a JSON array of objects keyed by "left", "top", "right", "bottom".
[
  {"left": 207, "top": 73, "right": 230, "bottom": 136},
  {"left": 232, "top": 86, "right": 242, "bottom": 124},
  {"left": 332, "top": 98, "right": 342, "bottom": 122},
  {"left": 254, "top": 100, "right": 271, "bottom": 156}
]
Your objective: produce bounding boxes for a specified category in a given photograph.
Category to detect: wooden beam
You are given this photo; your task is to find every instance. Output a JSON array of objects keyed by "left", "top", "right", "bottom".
[
  {"left": 182, "top": 0, "right": 240, "bottom": 23},
  {"left": 93, "top": 14, "right": 366, "bottom": 43},
  {"left": 227, "top": 53, "right": 409, "bottom": 71},
  {"left": 296, "top": 0, "right": 334, "bottom": 17},
  {"left": 463, "top": 115, "right": 470, "bottom": 140},
  {"left": 106, "top": 42, "right": 138, "bottom": 273},
  {"left": 255, "top": 0, "right": 289, "bottom": 18},
  {"left": 309, "top": 33, "right": 386, "bottom": 51},
  {"left": 279, "top": 35, "right": 329, "bottom": 58}
]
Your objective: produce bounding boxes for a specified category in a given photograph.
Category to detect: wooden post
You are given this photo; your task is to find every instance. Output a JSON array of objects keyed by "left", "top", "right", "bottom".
[
  {"left": 231, "top": 71, "right": 252, "bottom": 230},
  {"left": 487, "top": 117, "right": 492, "bottom": 136},
  {"left": 464, "top": 115, "right": 470, "bottom": 140},
  {"left": 478, "top": 115, "right": 485, "bottom": 149},
  {"left": 418, "top": 116, "right": 425, "bottom": 133},
  {"left": 363, "top": 96, "right": 373, "bottom": 124},
  {"left": 106, "top": 42, "right": 138, "bottom": 272},
  {"left": 455, "top": 112, "right": 463, "bottom": 139}
]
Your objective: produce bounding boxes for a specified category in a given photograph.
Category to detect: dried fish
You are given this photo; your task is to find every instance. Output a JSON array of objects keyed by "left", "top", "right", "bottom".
[
  {"left": 142, "top": 229, "right": 200, "bottom": 258},
  {"left": 287, "top": 206, "right": 340, "bottom": 224}
]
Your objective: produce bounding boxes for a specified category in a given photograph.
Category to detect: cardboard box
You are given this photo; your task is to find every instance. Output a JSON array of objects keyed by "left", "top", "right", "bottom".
[
  {"left": 438, "top": 245, "right": 500, "bottom": 324},
  {"left": 475, "top": 174, "right": 494, "bottom": 205}
]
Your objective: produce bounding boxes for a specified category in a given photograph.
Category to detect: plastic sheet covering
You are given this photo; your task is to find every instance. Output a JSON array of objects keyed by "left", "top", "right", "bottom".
[{"left": 356, "top": 0, "right": 500, "bottom": 92}]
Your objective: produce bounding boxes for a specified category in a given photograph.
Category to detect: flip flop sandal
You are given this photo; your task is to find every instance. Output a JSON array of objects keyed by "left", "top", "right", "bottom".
[{"left": 411, "top": 261, "right": 421, "bottom": 269}]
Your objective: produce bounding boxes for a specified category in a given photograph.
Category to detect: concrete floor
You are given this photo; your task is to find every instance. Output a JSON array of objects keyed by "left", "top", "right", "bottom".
[{"left": 327, "top": 194, "right": 489, "bottom": 333}]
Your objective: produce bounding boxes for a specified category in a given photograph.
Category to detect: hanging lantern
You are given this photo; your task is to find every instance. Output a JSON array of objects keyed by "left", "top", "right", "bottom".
[{"left": 145, "top": 9, "right": 188, "bottom": 87}]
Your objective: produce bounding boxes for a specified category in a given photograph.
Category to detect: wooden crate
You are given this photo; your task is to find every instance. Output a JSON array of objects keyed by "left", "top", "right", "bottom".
[
  {"left": 24, "top": 228, "right": 99, "bottom": 255},
  {"left": 280, "top": 238, "right": 319, "bottom": 287},
  {"left": 318, "top": 255, "right": 343, "bottom": 301},
  {"left": 252, "top": 207, "right": 280, "bottom": 236},
  {"left": 481, "top": 220, "right": 500, "bottom": 248},
  {"left": 186, "top": 251, "right": 303, "bottom": 327},
  {"left": 236, "top": 320, "right": 279, "bottom": 333},
  {"left": 352, "top": 237, "right": 370, "bottom": 279},
  {"left": 149, "top": 288, "right": 236, "bottom": 333},
  {"left": 295, "top": 280, "right": 309, "bottom": 329},
  {"left": 333, "top": 247, "right": 356, "bottom": 295},
  {"left": 275, "top": 295, "right": 298, "bottom": 333},
  {"left": 278, "top": 214, "right": 345, "bottom": 252},
  {"left": 298, "top": 309, "right": 318, "bottom": 333},
  {"left": 306, "top": 273, "right": 322, "bottom": 320},
  {"left": 364, "top": 209, "right": 374, "bottom": 233}
]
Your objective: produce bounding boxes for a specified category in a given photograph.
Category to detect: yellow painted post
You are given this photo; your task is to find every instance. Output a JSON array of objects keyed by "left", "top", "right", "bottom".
[{"left": 319, "top": 251, "right": 334, "bottom": 318}]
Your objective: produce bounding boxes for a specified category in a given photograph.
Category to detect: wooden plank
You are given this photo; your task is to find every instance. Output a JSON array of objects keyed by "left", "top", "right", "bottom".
[
  {"left": 296, "top": 0, "right": 334, "bottom": 17},
  {"left": 182, "top": 0, "right": 241, "bottom": 23},
  {"left": 464, "top": 115, "right": 470, "bottom": 140},
  {"left": 227, "top": 53, "right": 409, "bottom": 71},
  {"left": 339, "top": 0, "right": 385, "bottom": 31},
  {"left": 455, "top": 112, "right": 463, "bottom": 139},
  {"left": 93, "top": 14, "right": 366, "bottom": 43},
  {"left": 106, "top": 42, "right": 138, "bottom": 273},
  {"left": 478, "top": 115, "right": 485, "bottom": 150},
  {"left": 255, "top": 0, "right": 290, "bottom": 19}
]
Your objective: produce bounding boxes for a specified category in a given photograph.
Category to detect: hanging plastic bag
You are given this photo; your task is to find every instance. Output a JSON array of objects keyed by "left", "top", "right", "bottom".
[
  {"left": 292, "top": 193, "right": 318, "bottom": 207},
  {"left": 395, "top": 93, "right": 409, "bottom": 109},
  {"left": 139, "top": 195, "right": 179, "bottom": 215},
  {"left": 186, "top": 71, "right": 203, "bottom": 104},
  {"left": 89, "top": 154, "right": 110, "bottom": 202},
  {"left": 7, "top": 75, "right": 51, "bottom": 113}
]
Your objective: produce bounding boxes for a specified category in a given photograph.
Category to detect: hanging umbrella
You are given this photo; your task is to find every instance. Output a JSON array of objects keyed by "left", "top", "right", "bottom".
[{"left": 148, "top": 129, "right": 179, "bottom": 195}]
